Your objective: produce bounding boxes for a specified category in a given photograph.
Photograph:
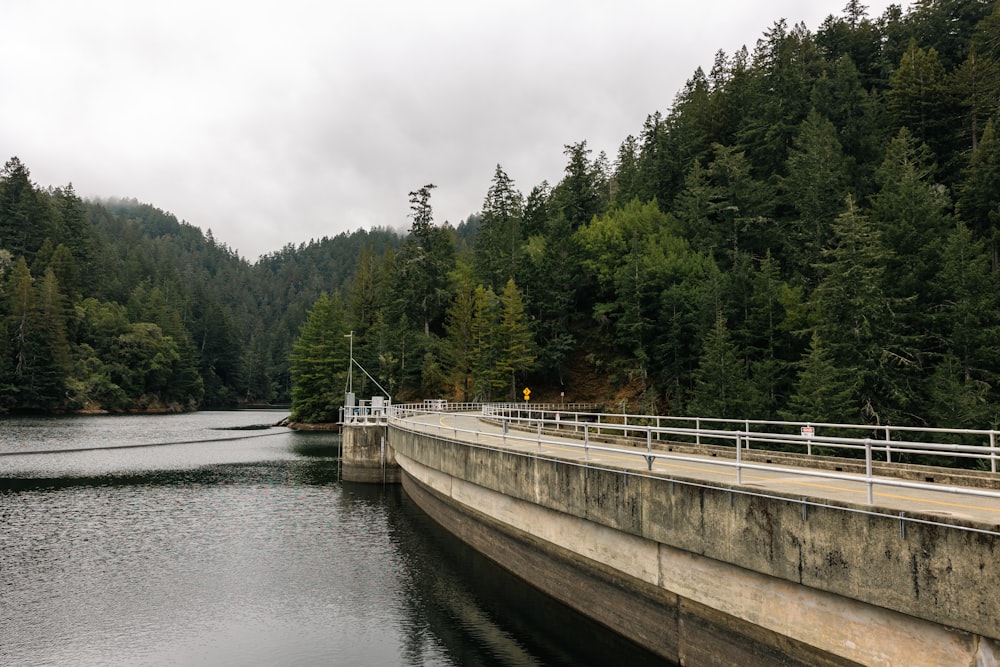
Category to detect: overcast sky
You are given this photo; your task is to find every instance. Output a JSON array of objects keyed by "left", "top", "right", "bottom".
[{"left": 2, "top": 0, "right": 910, "bottom": 261}]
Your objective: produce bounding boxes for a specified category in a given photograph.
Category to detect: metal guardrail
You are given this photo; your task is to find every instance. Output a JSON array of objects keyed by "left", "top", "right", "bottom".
[
  {"left": 384, "top": 404, "right": 1000, "bottom": 527},
  {"left": 343, "top": 400, "right": 589, "bottom": 425},
  {"left": 479, "top": 404, "right": 1000, "bottom": 473},
  {"left": 340, "top": 405, "right": 390, "bottom": 425}
]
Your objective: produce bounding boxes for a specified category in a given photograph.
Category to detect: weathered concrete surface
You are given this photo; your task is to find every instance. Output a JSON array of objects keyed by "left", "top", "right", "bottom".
[
  {"left": 401, "top": 463, "right": 847, "bottom": 667},
  {"left": 390, "top": 425, "right": 1000, "bottom": 667},
  {"left": 342, "top": 424, "right": 399, "bottom": 483}
]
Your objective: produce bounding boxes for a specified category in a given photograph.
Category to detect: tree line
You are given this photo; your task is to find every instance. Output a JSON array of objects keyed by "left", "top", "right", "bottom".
[
  {"left": 3, "top": 0, "right": 1000, "bottom": 435},
  {"left": 0, "top": 159, "right": 401, "bottom": 413}
]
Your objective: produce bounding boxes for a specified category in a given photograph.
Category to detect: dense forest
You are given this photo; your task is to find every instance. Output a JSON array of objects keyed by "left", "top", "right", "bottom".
[{"left": 3, "top": 0, "right": 1000, "bottom": 430}]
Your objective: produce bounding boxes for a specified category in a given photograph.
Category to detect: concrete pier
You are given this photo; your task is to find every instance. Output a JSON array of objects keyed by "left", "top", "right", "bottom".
[{"left": 341, "top": 424, "right": 399, "bottom": 484}]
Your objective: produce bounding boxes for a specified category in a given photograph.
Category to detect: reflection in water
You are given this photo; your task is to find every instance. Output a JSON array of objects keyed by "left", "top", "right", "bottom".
[
  {"left": 0, "top": 415, "right": 669, "bottom": 666},
  {"left": 377, "top": 484, "right": 669, "bottom": 667}
]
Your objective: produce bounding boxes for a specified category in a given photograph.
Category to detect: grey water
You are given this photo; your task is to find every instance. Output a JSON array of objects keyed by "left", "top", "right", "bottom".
[{"left": 0, "top": 412, "right": 668, "bottom": 666}]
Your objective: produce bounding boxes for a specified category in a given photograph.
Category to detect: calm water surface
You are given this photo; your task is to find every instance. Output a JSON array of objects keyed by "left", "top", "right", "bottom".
[{"left": 0, "top": 412, "right": 668, "bottom": 666}]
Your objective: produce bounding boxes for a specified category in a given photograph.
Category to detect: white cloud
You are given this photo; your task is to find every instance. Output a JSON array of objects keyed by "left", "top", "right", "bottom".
[{"left": 0, "top": 0, "right": 910, "bottom": 260}]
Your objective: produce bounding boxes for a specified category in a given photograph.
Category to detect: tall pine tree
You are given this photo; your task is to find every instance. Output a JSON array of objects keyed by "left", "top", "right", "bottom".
[{"left": 290, "top": 293, "right": 348, "bottom": 423}]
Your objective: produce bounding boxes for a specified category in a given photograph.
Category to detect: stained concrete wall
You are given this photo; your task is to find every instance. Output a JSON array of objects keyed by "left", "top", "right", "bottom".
[
  {"left": 342, "top": 424, "right": 399, "bottom": 483},
  {"left": 389, "top": 425, "right": 1000, "bottom": 667}
]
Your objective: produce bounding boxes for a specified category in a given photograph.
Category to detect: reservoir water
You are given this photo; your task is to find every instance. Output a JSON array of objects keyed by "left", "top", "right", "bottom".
[{"left": 0, "top": 412, "right": 669, "bottom": 666}]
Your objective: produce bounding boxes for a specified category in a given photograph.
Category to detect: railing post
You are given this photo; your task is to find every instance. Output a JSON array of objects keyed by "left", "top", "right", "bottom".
[
  {"left": 992, "top": 431, "right": 997, "bottom": 474},
  {"left": 865, "top": 438, "right": 874, "bottom": 504},
  {"left": 736, "top": 431, "right": 743, "bottom": 485},
  {"left": 537, "top": 420, "right": 542, "bottom": 453},
  {"left": 584, "top": 423, "right": 590, "bottom": 461},
  {"left": 884, "top": 426, "right": 892, "bottom": 464},
  {"left": 696, "top": 417, "right": 701, "bottom": 446}
]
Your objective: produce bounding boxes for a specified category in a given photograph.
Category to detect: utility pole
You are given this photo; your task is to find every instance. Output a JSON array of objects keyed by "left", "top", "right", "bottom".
[{"left": 346, "top": 330, "right": 354, "bottom": 394}]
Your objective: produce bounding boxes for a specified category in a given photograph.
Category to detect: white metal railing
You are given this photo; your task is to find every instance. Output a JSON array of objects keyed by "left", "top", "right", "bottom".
[
  {"left": 343, "top": 400, "right": 509, "bottom": 425},
  {"left": 385, "top": 404, "right": 1000, "bottom": 521},
  {"left": 340, "top": 402, "right": 390, "bottom": 425},
  {"left": 479, "top": 404, "right": 1000, "bottom": 474}
]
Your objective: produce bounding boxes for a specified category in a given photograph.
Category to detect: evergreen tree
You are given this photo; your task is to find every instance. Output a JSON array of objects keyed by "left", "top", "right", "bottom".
[
  {"left": 419, "top": 341, "right": 448, "bottom": 399},
  {"left": 0, "top": 157, "right": 51, "bottom": 261},
  {"left": 5, "top": 260, "right": 70, "bottom": 410},
  {"left": 738, "top": 21, "right": 822, "bottom": 179},
  {"left": 652, "top": 246, "right": 722, "bottom": 412},
  {"left": 408, "top": 184, "right": 437, "bottom": 242},
  {"left": 36, "top": 268, "right": 72, "bottom": 389},
  {"left": 950, "top": 45, "right": 1000, "bottom": 156},
  {"left": 810, "top": 55, "right": 886, "bottom": 195},
  {"left": 780, "top": 331, "right": 856, "bottom": 423},
  {"left": 672, "top": 159, "right": 714, "bottom": 254},
  {"left": 742, "top": 252, "right": 798, "bottom": 418},
  {"left": 611, "top": 135, "right": 641, "bottom": 208},
  {"left": 870, "top": 127, "right": 951, "bottom": 298},
  {"left": 551, "top": 142, "right": 603, "bottom": 228},
  {"left": 46, "top": 243, "right": 80, "bottom": 302},
  {"left": 886, "top": 40, "right": 957, "bottom": 177},
  {"left": 958, "top": 119, "right": 1000, "bottom": 266},
  {"left": 688, "top": 310, "right": 752, "bottom": 418},
  {"left": 664, "top": 67, "right": 716, "bottom": 176},
  {"left": 5, "top": 258, "right": 36, "bottom": 407},
  {"left": 443, "top": 268, "right": 477, "bottom": 401},
  {"left": 497, "top": 279, "right": 535, "bottom": 401},
  {"left": 927, "top": 222, "right": 1000, "bottom": 419},
  {"left": 781, "top": 109, "right": 851, "bottom": 283},
  {"left": 816, "top": 2, "right": 884, "bottom": 89},
  {"left": 240, "top": 333, "right": 274, "bottom": 403},
  {"left": 290, "top": 293, "right": 348, "bottom": 423},
  {"left": 0, "top": 249, "right": 12, "bottom": 410},
  {"left": 811, "top": 196, "right": 915, "bottom": 423},
  {"left": 396, "top": 184, "right": 455, "bottom": 338},
  {"left": 346, "top": 242, "right": 388, "bottom": 333},
  {"left": 907, "top": 0, "right": 996, "bottom": 70},
  {"left": 475, "top": 165, "right": 524, "bottom": 291},
  {"left": 924, "top": 352, "right": 996, "bottom": 429},
  {"left": 634, "top": 112, "right": 674, "bottom": 205},
  {"left": 675, "top": 144, "right": 774, "bottom": 268},
  {"left": 51, "top": 184, "right": 96, "bottom": 294},
  {"left": 469, "top": 285, "right": 501, "bottom": 401}
]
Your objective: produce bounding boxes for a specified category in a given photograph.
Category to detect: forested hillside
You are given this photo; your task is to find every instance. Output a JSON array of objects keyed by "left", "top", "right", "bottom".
[
  {"left": 4, "top": 0, "right": 1000, "bottom": 431},
  {"left": 0, "top": 168, "right": 401, "bottom": 412}
]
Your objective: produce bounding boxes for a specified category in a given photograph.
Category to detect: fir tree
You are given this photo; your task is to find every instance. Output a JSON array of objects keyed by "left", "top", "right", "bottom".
[
  {"left": 688, "top": 310, "right": 752, "bottom": 418},
  {"left": 290, "top": 293, "right": 349, "bottom": 423},
  {"left": 497, "top": 279, "right": 536, "bottom": 401},
  {"left": 780, "top": 331, "right": 856, "bottom": 424}
]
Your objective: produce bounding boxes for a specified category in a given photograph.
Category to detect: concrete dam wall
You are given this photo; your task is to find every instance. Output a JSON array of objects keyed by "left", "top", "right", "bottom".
[{"left": 346, "top": 422, "right": 999, "bottom": 666}]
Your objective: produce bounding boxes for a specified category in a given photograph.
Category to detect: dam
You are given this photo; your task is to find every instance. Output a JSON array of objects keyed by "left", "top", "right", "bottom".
[{"left": 342, "top": 403, "right": 1000, "bottom": 666}]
